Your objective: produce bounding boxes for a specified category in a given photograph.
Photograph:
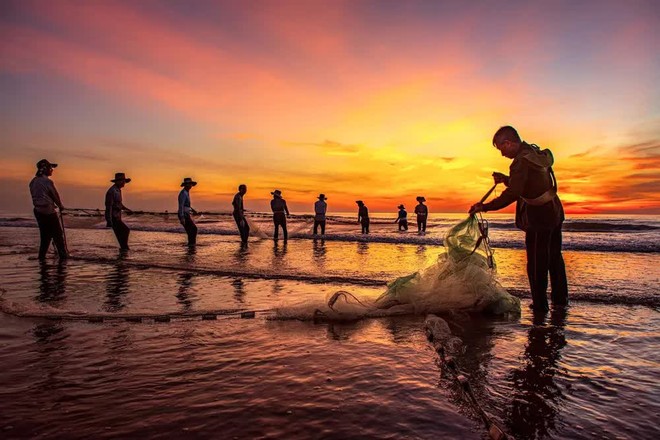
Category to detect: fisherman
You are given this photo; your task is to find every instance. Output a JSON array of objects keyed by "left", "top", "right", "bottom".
[
  {"left": 270, "top": 189, "right": 290, "bottom": 241},
  {"left": 178, "top": 177, "right": 198, "bottom": 245},
  {"left": 29, "top": 159, "right": 68, "bottom": 259},
  {"left": 105, "top": 172, "right": 133, "bottom": 251},
  {"left": 314, "top": 194, "right": 328, "bottom": 235},
  {"left": 356, "top": 200, "right": 370, "bottom": 234},
  {"left": 415, "top": 196, "right": 428, "bottom": 235},
  {"left": 395, "top": 204, "right": 408, "bottom": 231},
  {"left": 232, "top": 184, "right": 249, "bottom": 244},
  {"left": 469, "top": 126, "right": 568, "bottom": 313}
]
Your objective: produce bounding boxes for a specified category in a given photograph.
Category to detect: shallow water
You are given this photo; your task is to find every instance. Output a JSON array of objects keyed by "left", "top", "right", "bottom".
[{"left": 1, "top": 226, "right": 659, "bottom": 439}]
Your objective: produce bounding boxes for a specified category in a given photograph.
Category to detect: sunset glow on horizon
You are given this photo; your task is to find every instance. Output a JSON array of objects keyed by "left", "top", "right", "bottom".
[{"left": 1, "top": 0, "right": 658, "bottom": 214}]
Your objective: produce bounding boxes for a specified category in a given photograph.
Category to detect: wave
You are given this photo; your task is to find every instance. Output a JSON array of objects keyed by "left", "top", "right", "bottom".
[{"left": 2, "top": 221, "right": 659, "bottom": 252}]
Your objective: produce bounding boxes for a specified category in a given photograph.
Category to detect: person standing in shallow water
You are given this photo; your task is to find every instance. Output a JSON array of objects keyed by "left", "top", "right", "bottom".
[
  {"left": 105, "top": 173, "right": 133, "bottom": 251},
  {"left": 414, "top": 196, "right": 428, "bottom": 235},
  {"left": 232, "top": 184, "right": 249, "bottom": 244},
  {"left": 314, "top": 194, "right": 328, "bottom": 235},
  {"left": 395, "top": 204, "right": 408, "bottom": 231},
  {"left": 356, "top": 200, "right": 369, "bottom": 234},
  {"left": 178, "top": 177, "right": 198, "bottom": 246},
  {"left": 469, "top": 125, "right": 568, "bottom": 313},
  {"left": 270, "top": 189, "right": 290, "bottom": 241},
  {"left": 29, "top": 159, "right": 68, "bottom": 259}
]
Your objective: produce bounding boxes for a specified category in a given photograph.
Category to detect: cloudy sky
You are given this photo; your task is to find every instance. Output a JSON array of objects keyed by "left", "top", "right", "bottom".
[{"left": 1, "top": 0, "right": 658, "bottom": 214}]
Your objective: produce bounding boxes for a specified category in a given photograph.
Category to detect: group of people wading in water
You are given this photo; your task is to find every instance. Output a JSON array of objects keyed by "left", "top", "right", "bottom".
[{"left": 28, "top": 126, "right": 569, "bottom": 313}]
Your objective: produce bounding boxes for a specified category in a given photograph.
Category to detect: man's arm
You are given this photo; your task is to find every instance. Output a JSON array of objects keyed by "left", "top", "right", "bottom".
[
  {"left": 483, "top": 159, "right": 528, "bottom": 212},
  {"left": 104, "top": 190, "right": 113, "bottom": 226},
  {"left": 284, "top": 201, "right": 290, "bottom": 216},
  {"left": 178, "top": 191, "right": 186, "bottom": 223},
  {"left": 49, "top": 180, "right": 64, "bottom": 210}
]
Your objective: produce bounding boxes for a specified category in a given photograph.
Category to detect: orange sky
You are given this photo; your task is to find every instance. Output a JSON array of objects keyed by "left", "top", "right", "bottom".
[{"left": 1, "top": 0, "right": 658, "bottom": 214}]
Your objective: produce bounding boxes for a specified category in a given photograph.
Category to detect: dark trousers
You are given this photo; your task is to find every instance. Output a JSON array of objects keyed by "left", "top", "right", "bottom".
[
  {"left": 34, "top": 210, "right": 67, "bottom": 259},
  {"left": 361, "top": 219, "right": 370, "bottom": 234},
  {"left": 233, "top": 212, "right": 250, "bottom": 243},
  {"left": 525, "top": 226, "right": 569, "bottom": 312},
  {"left": 313, "top": 220, "right": 326, "bottom": 235},
  {"left": 183, "top": 214, "right": 197, "bottom": 245},
  {"left": 417, "top": 217, "right": 427, "bottom": 232},
  {"left": 273, "top": 212, "right": 287, "bottom": 240},
  {"left": 111, "top": 218, "right": 131, "bottom": 250},
  {"left": 398, "top": 220, "right": 408, "bottom": 231}
]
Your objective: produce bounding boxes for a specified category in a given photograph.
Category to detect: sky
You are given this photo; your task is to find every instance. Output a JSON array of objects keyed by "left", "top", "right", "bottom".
[{"left": 1, "top": 0, "right": 659, "bottom": 214}]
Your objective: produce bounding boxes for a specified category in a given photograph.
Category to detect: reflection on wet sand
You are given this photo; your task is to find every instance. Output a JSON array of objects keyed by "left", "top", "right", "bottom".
[
  {"left": 176, "top": 273, "right": 194, "bottom": 310},
  {"left": 36, "top": 260, "right": 68, "bottom": 304},
  {"left": 232, "top": 278, "right": 245, "bottom": 303},
  {"left": 104, "top": 253, "right": 130, "bottom": 311},
  {"left": 505, "top": 309, "right": 567, "bottom": 440}
]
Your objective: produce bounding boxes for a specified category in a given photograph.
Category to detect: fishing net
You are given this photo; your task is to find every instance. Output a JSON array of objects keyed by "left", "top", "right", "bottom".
[
  {"left": 375, "top": 216, "right": 520, "bottom": 315},
  {"left": 273, "top": 216, "right": 520, "bottom": 321}
]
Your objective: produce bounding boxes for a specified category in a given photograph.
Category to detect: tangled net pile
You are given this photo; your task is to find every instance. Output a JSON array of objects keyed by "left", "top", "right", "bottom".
[{"left": 273, "top": 216, "right": 521, "bottom": 321}]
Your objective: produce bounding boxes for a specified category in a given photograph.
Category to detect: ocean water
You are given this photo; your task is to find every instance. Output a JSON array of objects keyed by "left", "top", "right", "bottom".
[{"left": 0, "top": 213, "right": 659, "bottom": 439}]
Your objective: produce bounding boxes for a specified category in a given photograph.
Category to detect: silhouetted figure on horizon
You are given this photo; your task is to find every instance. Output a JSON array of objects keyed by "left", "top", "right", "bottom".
[
  {"left": 105, "top": 173, "right": 133, "bottom": 251},
  {"left": 29, "top": 159, "right": 68, "bottom": 259},
  {"left": 178, "top": 177, "right": 198, "bottom": 245},
  {"left": 314, "top": 194, "right": 328, "bottom": 235},
  {"left": 232, "top": 184, "right": 249, "bottom": 244},
  {"left": 469, "top": 125, "right": 568, "bottom": 313},
  {"left": 415, "top": 196, "right": 428, "bottom": 235},
  {"left": 270, "top": 189, "right": 290, "bottom": 241},
  {"left": 395, "top": 204, "right": 408, "bottom": 231},
  {"left": 356, "top": 200, "right": 369, "bottom": 234}
]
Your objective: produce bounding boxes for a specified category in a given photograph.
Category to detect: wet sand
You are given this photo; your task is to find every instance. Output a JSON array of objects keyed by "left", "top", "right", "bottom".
[{"left": 0, "top": 227, "right": 659, "bottom": 439}]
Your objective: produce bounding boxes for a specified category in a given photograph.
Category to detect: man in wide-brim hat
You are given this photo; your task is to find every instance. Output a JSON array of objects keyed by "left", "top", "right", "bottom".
[
  {"left": 270, "top": 189, "right": 290, "bottom": 241},
  {"left": 105, "top": 172, "right": 133, "bottom": 250},
  {"left": 178, "top": 177, "right": 198, "bottom": 245},
  {"left": 29, "top": 159, "right": 68, "bottom": 259},
  {"left": 395, "top": 204, "right": 408, "bottom": 231},
  {"left": 314, "top": 194, "right": 328, "bottom": 235},
  {"left": 414, "top": 196, "right": 428, "bottom": 235}
]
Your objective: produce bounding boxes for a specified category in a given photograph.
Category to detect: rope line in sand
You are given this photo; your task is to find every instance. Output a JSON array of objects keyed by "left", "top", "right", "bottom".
[
  {"left": 68, "top": 255, "right": 388, "bottom": 286},
  {"left": 425, "top": 315, "right": 512, "bottom": 440}
]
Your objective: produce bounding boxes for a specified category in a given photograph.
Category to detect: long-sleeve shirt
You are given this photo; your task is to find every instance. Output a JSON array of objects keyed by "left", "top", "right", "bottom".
[
  {"left": 232, "top": 192, "right": 244, "bottom": 216},
  {"left": 29, "top": 175, "right": 63, "bottom": 215},
  {"left": 483, "top": 142, "right": 564, "bottom": 231},
  {"left": 358, "top": 206, "right": 369, "bottom": 222},
  {"left": 414, "top": 204, "right": 428, "bottom": 219},
  {"left": 314, "top": 200, "right": 327, "bottom": 221},
  {"left": 105, "top": 185, "right": 124, "bottom": 223},
  {"left": 270, "top": 197, "right": 290, "bottom": 214},
  {"left": 396, "top": 209, "right": 408, "bottom": 221},
  {"left": 178, "top": 188, "right": 192, "bottom": 220}
]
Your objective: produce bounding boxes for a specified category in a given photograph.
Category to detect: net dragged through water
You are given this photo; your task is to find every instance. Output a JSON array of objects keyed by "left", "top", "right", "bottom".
[{"left": 273, "top": 216, "right": 521, "bottom": 321}]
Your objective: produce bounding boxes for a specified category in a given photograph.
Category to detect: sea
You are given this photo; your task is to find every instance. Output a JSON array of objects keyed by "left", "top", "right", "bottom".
[{"left": 0, "top": 211, "right": 658, "bottom": 439}]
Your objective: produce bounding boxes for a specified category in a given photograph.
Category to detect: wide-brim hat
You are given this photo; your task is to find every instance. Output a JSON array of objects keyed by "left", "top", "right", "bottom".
[
  {"left": 398, "top": 204, "right": 405, "bottom": 209},
  {"left": 111, "top": 172, "right": 131, "bottom": 183},
  {"left": 318, "top": 194, "right": 327, "bottom": 200},
  {"left": 36, "top": 159, "right": 57, "bottom": 169},
  {"left": 416, "top": 196, "right": 426, "bottom": 202},
  {"left": 271, "top": 189, "right": 282, "bottom": 197},
  {"left": 181, "top": 177, "right": 197, "bottom": 187},
  {"left": 355, "top": 200, "right": 363, "bottom": 205}
]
